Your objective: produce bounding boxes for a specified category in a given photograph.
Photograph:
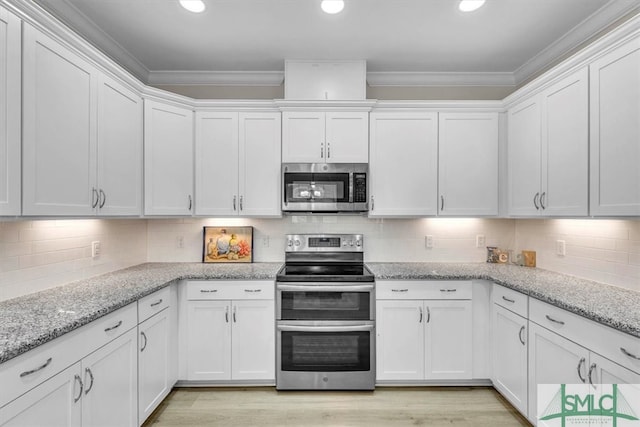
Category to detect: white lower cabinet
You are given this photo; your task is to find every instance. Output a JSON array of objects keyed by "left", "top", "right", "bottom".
[
  {"left": 138, "top": 309, "right": 170, "bottom": 425},
  {"left": 185, "top": 281, "right": 275, "bottom": 382},
  {"left": 376, "top": 281, "right": 473, "bottom": 382}
]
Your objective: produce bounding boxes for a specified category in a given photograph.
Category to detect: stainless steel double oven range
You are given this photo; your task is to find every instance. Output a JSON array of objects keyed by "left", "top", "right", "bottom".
[{"left": 276, "top": 234, "right": 375, "bottom": 390}]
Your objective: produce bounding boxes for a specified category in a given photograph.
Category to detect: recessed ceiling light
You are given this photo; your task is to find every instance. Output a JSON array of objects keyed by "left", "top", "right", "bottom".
[
  {"left": 180, "top": 0, "right": 206, "bottom": 13},
  {"left": 459, "top": 0, "right": 485, "bottom": 12},
  {"left": 321, "top": 0, "right": 345, "bottom": 14}
]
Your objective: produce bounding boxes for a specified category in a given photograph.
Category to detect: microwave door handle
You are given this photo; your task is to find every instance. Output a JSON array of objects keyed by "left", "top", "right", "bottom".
[
  {"left": 277, "top": 284, "right": 375, "bottom": 292},
  {"left": 277, "top": 324, "right": 374, "bottom": 333}
]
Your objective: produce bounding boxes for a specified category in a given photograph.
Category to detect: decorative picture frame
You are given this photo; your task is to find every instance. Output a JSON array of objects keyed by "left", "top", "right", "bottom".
[{"left": 202, "top": 226, "right": 253, "bottom": 263}]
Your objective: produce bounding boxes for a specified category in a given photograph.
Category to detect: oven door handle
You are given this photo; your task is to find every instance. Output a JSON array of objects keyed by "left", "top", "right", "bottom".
[
  {"left": 277, "top": 324, "right": 374, "bottom": 332},
  {"left": 277, "top": 284, "right": 374, "bottom": 292}
]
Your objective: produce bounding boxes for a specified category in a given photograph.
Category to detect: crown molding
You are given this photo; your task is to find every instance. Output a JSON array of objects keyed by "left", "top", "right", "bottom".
[
  {"left": 147, "top": 70, "right": 284, "bottom": 86},
  {"left": 274, "top": 99, "right": 377, "bottom": 111},
  {"left": 513, "top": 0, "right": 640, "bottom": 85},
  {"left": 366, "top": 71, "right": 515, "bottom": 87},
  {"left": 371, "top": 100, "right": 505, "bottom": 112}
]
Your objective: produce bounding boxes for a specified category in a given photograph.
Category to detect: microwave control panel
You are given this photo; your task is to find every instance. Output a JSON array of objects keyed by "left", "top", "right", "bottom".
[{"left": 354, "top": 173, "right": 367, "bottom": 203}]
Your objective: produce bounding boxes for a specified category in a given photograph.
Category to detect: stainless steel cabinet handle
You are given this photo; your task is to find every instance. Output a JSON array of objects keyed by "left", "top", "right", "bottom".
[
  {"left": 320, "top": 143, "right": 324, "bottom": 159},
  {"left": 441, "top": 195, "right": 444, "bottom": 211},
  {"left": 440, "top": 289, "right": 457, "bottom": 293},
  {"left": 104, "top": 320, "right": 123, "bottom": 332},
  {"left": 74, "top": 375, "right": 83, "bottom": 403},
  {"left": 84, "top": 368, "right": 94, "bottom": 395},
  {"left": 188, "top": 195, "right": 192, "bottom": 211},
  {"left": 200, "top": 289, "right": 217, "bottom": 293},
  {"left": 92, "top": 188, "right": 99, "bottom": 208},
  {"left": 239, "top": 196, "right": 243, "bottom": 211},
  {"left": 620, "top": 347, "right": 640, "bottom": 360},
  {"left": 244, "top": 289, "right": 262, "bottom": 293},
  {"left": 327, "top": 142, "right": 331, "bottom": 158},
  {"left": 577, "top": 357, "right": 586, "bottom": 383},
  {"left": 150, "top": 299, "right": 163, "bottom": 307},
  {"left": 502, "top": 296, "right": 515, "bottom": 303},
  {"left": 20, "top": 357, "right": 52, "bottom": 378},
  {"left": 540, "top": 192, "right": 546, "bottom": 210},
  {"left": 233, "top": 305, "right": 237, "bottom": 323},
  {"left": 533, "top": 192, "right": 540, "bottom": 210},
  {"left": 588, "top": 363, "right": 596, "bottom": 387},
  {"left": 391, "top": 289, "right": 408, "bottom": 293},
  {"left": 99, "top": 189, "right": 106, "bottom": 208},
  {"left": 225, "top": 306, "right": 229, "bottom": 323},
  {"left": 426, "top": 306, "right": 431, "bottom": 323},
  {"left": 140, "top": 331, "right": 148, "bottom": 352},
  {"left": 419, "top": 306, "right": 423, "bottom": 323},
  {"left": 545, "top": 315, "right": 565, "bottom": 326},
  {"left": 519, "top": 326, "right": 525, "bottom": 345},
  {"left": 370, "top": 195, "right": 374, "bottom": 211},
  {"left": 233, "top": 195, "right": 237, "bottom": 211}
]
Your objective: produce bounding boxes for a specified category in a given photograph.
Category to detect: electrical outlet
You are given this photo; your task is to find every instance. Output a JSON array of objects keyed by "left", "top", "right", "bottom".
[
  {"left": 262, "top": 236, "right": 270, "bottom": 248},
  {"left": 425, "top": 235, "right": 434, "bottom": 249},
  {"left": 91, "top": 241, "right": 101, "bottom": 258},
  {"left": 476, "top": 235, "right": 486, "bottom": 248},
  {"left": 556, "top": 240, "right": 566, "bottom": 256},
  {"left": 176, "top": 236, "right": 184, "bottom": 249}
]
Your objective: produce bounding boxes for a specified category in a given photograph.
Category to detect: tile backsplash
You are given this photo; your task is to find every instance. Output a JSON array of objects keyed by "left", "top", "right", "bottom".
[{"left": 1, "top": 217, "right": 638, "bottom": 301}]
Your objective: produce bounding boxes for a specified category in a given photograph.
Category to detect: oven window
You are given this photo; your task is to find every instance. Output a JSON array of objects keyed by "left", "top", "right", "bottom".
[
  {"left": 284, "top": 173, "right": 349, "bottom": 203},
  {"left": 280, "top": 291, "right": 371, "bottom": 320},
  {"left": 280, "top": 331, "right": 371, "bottom": 372}
]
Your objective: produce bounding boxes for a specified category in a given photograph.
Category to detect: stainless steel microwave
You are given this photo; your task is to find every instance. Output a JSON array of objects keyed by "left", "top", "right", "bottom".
[{"left": 282, "top": 163, "right": 368, "bottom": 213}]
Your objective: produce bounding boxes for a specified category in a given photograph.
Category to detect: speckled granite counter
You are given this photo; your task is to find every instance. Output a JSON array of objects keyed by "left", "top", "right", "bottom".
[
  {"left": 0, "top": 262, "right": 282, "bottom": 364},
  {"left": 368, "top": 262, "right": 640, "bottom": 339},
  {"left": 1, "top": 261, "right": 639, "bottom": 365}
]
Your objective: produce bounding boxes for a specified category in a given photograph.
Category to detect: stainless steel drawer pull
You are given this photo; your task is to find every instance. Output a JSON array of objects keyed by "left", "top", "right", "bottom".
[
  {"left": 519, "top": 326, "right": 525, "bottom": 345},
  {"left": 20, "top": 357, "right": 53, "bottom": 377},
  {"left": 104, "top": 320, "right": 123, "bottom": 332},
  {"left": 244, "top": 289, "right": 262, "bottom": 293},
  {"left": 577, "top": 357, "right": 586, "bottom": 383},
  {"left": 440, "top": 289, "right": 457, "bottom": 292},
  {"left": 84, "top": 368, "right": 94, "bottom": 395},
  {"left": 74, "top": 375, "right": 83, "bottom": 403},
  {"left": 502, "top": 296, "right": 515, "bottom": 303},
  {"left": 391, "top": 289, "right": 408, "bottom": 292},
  {"left": 620, "top": 347, "right": 640, "bottom": 360},
  {"left": 545, "top": 315, "right": 565, "bottom": 325},
  {"left": 200, "top": 289, "right": 218, "bottom": 293},
  {"left": 150, "top": 299, "right": 163, "bottom": 307}
]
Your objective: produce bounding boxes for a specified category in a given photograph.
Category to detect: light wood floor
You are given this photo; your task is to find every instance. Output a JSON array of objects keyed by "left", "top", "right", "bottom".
[{"left": 143, "top": 387, "right": 532, "bottom": 426}]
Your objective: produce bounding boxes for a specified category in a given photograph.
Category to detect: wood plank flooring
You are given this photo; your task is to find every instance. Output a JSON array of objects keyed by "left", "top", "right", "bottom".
[{"left": 143, "top": 387, "right": 532, "bottom": 426}]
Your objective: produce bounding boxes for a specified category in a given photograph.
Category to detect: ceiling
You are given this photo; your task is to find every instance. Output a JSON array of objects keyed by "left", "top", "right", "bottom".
[{"left": 30, "top": 0, "right": 640, "bottom": 87}]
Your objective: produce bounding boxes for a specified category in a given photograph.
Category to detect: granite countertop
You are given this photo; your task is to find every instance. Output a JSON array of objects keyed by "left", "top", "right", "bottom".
[{"left": 1, "top": 261, "right": 639, "bottom": 365}]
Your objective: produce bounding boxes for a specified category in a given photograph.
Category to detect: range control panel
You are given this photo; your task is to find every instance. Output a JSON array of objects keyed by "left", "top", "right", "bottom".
[{"left": 285, "top": 234, "right": 363, "bottom": 252}]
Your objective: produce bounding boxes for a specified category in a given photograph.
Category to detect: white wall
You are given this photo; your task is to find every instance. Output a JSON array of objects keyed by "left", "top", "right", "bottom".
[
  {"left": 0, "top": 219, "right": 147, "bottom": 301},
  {"left": 514, "top": 219, "right": 640, "bottom": 292}
]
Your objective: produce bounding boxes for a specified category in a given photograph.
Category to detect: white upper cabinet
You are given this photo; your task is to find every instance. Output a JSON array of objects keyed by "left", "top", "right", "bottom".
[
  {"left": 0, "top": 6, "right": 21, "bottom": 216},
  {"left": 507, "top": 67, "right": 589, "bottom": 217},
  {"left": 369, "top": 112, "right": 438, "bottom": 217},
  {"left": 22, "top": 24, "right": 143, "bottom": 216},
  {"left": 438, "top": 113, "right": 499, "bottom": 216},
  {"left": 144, "top": 99, "right": 194, "bottom": 215},
  {"left": 590, "top": 36, "right": 640, "bottom": 216},
  {"left": 195, "top": 111, "right": 281, "bottom": 217},
  {"left": 282, "top": 111, "right": 368, "bottom": 163},
  {"left": 22, "top": 24, "right": 97, "bottom": 216}
]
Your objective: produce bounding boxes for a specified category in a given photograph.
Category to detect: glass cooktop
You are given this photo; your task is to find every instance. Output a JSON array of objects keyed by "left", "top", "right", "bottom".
[{"left": 276, "top": 264, "right": 375, "bottom": 282}]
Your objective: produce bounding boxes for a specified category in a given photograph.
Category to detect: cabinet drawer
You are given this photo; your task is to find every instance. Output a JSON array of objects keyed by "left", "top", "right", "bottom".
[
  {"left": 0, "top": 302, "right": 136, "bottom": 408},
  {"left": 138, "top": 286, "right": 170, "bottom": 323},
  {"left": 492, "top": 284, "right": 528, "bottom": 317},
  {"left": 376, "top": 280, "right": 472, "bottom": 300},
  {"left": 530, "top": 298, "right": 640, "bottom": 374},
  {"left": 186, "top": 280, "right": 274, "bottom": 300}
]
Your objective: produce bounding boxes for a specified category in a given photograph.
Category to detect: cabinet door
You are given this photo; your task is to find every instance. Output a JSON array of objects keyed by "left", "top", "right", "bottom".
[
  {"left": 195, "top": 111, "right": 239, "bottom": 216},
  {"left": 22, "top": 24, "right": 97, "bottom": 216},
  {"left": 588, "top": 351, "right": 640, "bottom": 386},
  {"left": 186, "top": 300, "right": 231, "bottom": 381},
  {"left": 231, "top": 300, "right": 275, "bottom": 380},
  {"left": 325, "top": 112, "right": 369, "bottom": 163},
  {"left": 492, "top": 304, "right": 528, "bottom": 415},
  {"left": 528, "top": 322, "right": 590, "bottom": 422},
  {"left": 239, "top": 112, "right": 282, "bottom": 217},
  {"left": 282, "top": 111, "right": 325, "bottom": 162},
  {"left": 138, "top": 310, "right": 170, "bottom": 425},
  {"left": 376, "top": 300, "right": 424, "bottom": 381},
  {"left": 590, "top": 36, "right": 640, "bottom": 216},
  {"left": 424, "top": 300, "right": 473, "bottom": 380},
  {"left": 96, "top": 75, "right": 143, "bottom": 216},
  {"left": 541, "top": 67, "right": 589, "bottom": 216},
  {"left": 0, "top": 6, "right": 20, "bottom": 216},
  {"left": 81, "top": 328, "right": 138, "bottom": 427},
  {"left": 144, "top": 100, "right": 194, "bottom": 215},
  {"left": 369, "top": 112, "right": 438, "bottom": 217},
  {"left": 438, "top": 113, "right": 498, "bottom": 216},
  {"left": 507, "top": 97, "right": 541, "bottom": 216},
  {"left": 0, "top": 363, "right": 81, "bottom": 427}
]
